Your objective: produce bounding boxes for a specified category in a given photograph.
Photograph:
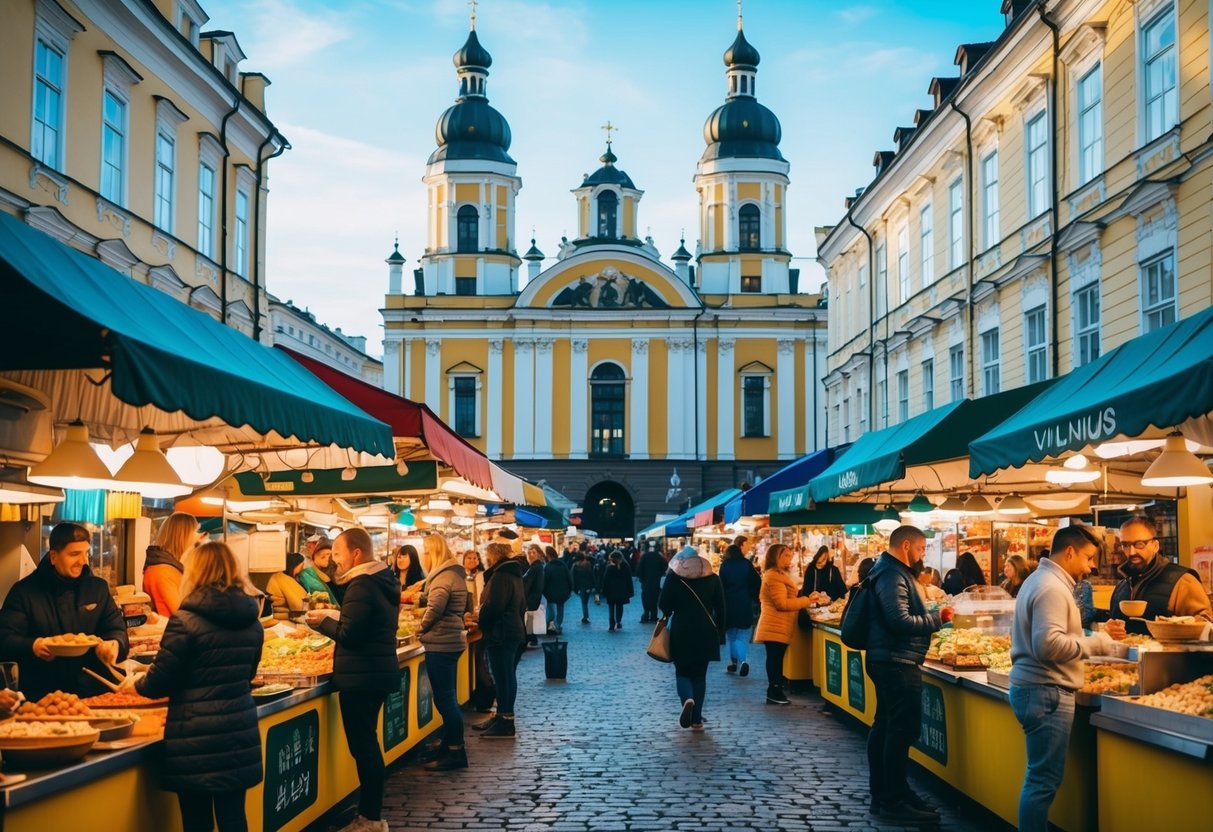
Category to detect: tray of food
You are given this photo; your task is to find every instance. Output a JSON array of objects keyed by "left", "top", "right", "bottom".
[
  {"left": 251, "top": 682, "right": 295, "bottom": 701},
  {"left": 925, "top": 629, "right": 1011, "bottom": 669},
  {"left": 1100, "top": 674, "right": 1213, "bottom": 741},
  {"left": 986, "top": 669, "right": 1011, "bottom": 690},
  {"left": 42, "top": 633, "right": 102, "bottom": 657},
  {"left": 89, "top": 708, "right": 166, "bottom": 738},
  {"left": 0, "top": 720, "right": 100, "bottom": 768},
  {"left": 259, "top": 632, "right": 334, "bottom": 681},
  {"left": 80, "top": 692, "right": 169, "bottom": 709},
  {"left": 18, "top": 691, "right": 95, "bottom": 718},
  {"left": 1144, "top": 616, "right": 1211, "bottom": 643}
]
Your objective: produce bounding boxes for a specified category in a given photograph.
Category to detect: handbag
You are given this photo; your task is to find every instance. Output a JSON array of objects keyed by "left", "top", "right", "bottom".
[
  {"left": 525, "top": 604, "right": 547, "bottom": 636},
  {"left": 646, "top": 616, "right": 672, "bottom": 662}
]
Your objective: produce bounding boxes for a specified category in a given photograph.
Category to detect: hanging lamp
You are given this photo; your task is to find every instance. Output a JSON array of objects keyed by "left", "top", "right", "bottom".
[
  {"left": 996, "top": 493, "right": 1031, "bottom": 515},
  {"left": 908, "top": 492, "right": 935, "bottom": 513},
  {"left": 28, "top": 421, "right": 119, "bottom": 491},
  {"left": 937, "top": 495, "right": 967, "bottom": 514},
  {"left": 1141, "top": 432, "right": 1213, "bottom": 487},
  {"left": 112, "top": 428, "right": 190, "bottom": 498},
  {"left": 963, "top": 493, "right": 995, "bottom": 515}
]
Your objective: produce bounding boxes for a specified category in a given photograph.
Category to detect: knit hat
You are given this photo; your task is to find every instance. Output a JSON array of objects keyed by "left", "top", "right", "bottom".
[{"left": 672, "top": 545, "right": 698, "bottom": 560}]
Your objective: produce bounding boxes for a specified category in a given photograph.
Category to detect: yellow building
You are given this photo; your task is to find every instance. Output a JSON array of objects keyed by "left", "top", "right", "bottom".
[
  {"left": 381, "top": 20, "right": 827, "bottom": 536},
  {"left": 817, "top": 0, "right": 1211, "bottom": 446},
  {"left": 0, "top": 0, "right": 284, "bottom": 340}
]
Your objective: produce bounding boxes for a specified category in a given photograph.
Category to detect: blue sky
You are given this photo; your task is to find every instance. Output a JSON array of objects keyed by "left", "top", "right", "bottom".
[{"left": 200, "top": 0, "right": 1004, "bottom": 351}]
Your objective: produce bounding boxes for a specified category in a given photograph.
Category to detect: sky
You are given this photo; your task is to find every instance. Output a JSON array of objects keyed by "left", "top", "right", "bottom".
[{"left": 200, "top": 0, "right": 1005, "bottom": 355}]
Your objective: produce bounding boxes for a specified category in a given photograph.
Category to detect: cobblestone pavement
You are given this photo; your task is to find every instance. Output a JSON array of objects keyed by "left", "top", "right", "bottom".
[{"left": 378, "top": 605, "right": 1006, "bottom": 832}]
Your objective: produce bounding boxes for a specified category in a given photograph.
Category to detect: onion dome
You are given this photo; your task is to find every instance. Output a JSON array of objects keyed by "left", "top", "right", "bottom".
[
  {"left": 428, "top": 29, "right": 514, "bottom": 165},
  {"left": 724, "top": 28, "right": 760, "bottom": 68},
  {"left": 701, "top": 26, "right": 783, "bottom": 163},
  {"left": 385, "top": 239, "right": 406, "bottom": 264},
  {"left": 671, "top": 236, "right": 692, "bottom": 261},
  {"left": 453, "top": 29, "right": 492, "bottom": 70},
  {"left": 581, "top": 143, "right": 635, "bottom": 188},
  {"left": 523, "top": 238, "right": 544, "bottom": 261}
]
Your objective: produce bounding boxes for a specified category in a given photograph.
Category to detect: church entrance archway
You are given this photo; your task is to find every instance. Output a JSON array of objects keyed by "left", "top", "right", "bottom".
[{"left": 581, "top": 481, "right": 635, "bottom": 540}]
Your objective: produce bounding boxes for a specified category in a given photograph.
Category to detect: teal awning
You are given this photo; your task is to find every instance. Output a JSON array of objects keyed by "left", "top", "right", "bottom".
[
  {"left": 768, "top": 501, "right": 882, "bottom": 528},
  {"left": 638, "top": 488, "right": 742, "bottom": 538},
  {"left": 810, "top": 383, "right": 1049, "bottom": 502},
  {"left": 970, "top": 305, "right": 1213, "bottom": 477},
  {"left": 0, "top": 213, "right": 394, "bottom": 457},
  {"left": 231, "top": 462, "right": 438, "bottom": 498}
]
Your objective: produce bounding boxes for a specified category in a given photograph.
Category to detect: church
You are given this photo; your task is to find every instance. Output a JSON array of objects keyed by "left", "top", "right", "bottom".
[{"left": 380, "top": 13, "right": 826, "bottom": 537}]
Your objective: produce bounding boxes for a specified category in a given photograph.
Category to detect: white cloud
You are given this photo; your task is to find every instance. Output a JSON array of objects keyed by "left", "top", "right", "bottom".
[
  {"left": 837, "top": 5, "right": 879, "bottom": 26},
  {"left": 231, "top": 0, "right": 353, "bottom": 68}
]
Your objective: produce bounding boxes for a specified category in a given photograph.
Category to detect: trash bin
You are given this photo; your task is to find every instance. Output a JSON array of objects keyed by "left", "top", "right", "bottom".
[{"left": 542, "top": 638, "right": 568, "bottom": 680}]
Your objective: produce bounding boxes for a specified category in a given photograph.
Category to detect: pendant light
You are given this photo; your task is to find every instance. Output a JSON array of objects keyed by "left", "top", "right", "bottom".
[
  {"left": 1142, "top": 432, "right": 1213, "bottom": 487},
  {"left": 112, "top": 428, "right": 191, "bottom": 498},
  {"left": 28, "top": 421, "right": 119, "bottom": 490},
  {"left": 996, "top": 493, "right": 1031, "bottom": 515},
  {"left": 963, "top": 493, "right": 995, "bottom": 516},
  {"left": 873, "top": 504, "right": 901, "bottom": 534},
  {"left": 937, "top": 495, "right": 967, "bottom": 515},
  {"left": 1044, "top": 454, "right": 1101, "bottom": 484},
  {"left": 908, "top": 492, "right": 935, "bottom": 513}
]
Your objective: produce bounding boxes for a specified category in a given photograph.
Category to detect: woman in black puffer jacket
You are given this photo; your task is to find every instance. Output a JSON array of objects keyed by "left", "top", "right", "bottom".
[{"left": 131, "top": 542, "right": 264, "bottom": 832}]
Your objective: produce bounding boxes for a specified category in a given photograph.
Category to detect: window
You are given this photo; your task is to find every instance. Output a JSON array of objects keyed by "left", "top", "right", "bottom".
[
  {"left": 981, "top": 328, "right": 1001, "bottom": 395},
  {"left": 154, "top": 129, "right": 175, "bottom": 231},
  {"left": 1074, "top": 284, "right": 1101, "bottom": 366},
  {"left": 197, "top": 163, "right": 215, "bottom": 258},
  {"left": 739, "top": 203, "right": 761, "bottom": 250},
  {"left": 743, "top": 374, "right": 769, "bottom": 437},
  {"left": 897, "top": 225, "right": 909, "bottom": 303},
  {"left": 1142, "top": 8, "right": 1177, "bottom": 142},
  {"left": 1078, "top": 64, "right": 1103, "bottom": 184},
  {"left": 859, "top": 389, "right": 868, "bottom": 435},
  {"left": 596, "top": 190, "right": 618, "bottom": 238},
  {"left": 32, "top": 38, "right": 65, "bottom": 169},
  {"left": 234, "top": 189, "right": 249, "bottom": 278},
  {"left": 949, "top": 344, "right": 964, "bottom": 402},
  {"left": 841, "top": 396, "right": 851, "bottom": 442},
  {"left": 1141, "top": 251, "right": 1177, "bottom": 332},
  {"left": 875, "top": 243, "right": 888, "bottom": 316},
  {"left": 876, "top": 378, "right": 888, "bottom": 427},
  {"left": 948, "top": 179, "right": 963, "bottom": 269},
  {"left": 1026, "top": 113, "right": 1048, "bottom": 218},
  {"left": 897, "top": 370, "right": 909, "bottom": 422},
  {"left": 919, "top": 203, "right": 934, "bottom": 287},
  {"left": 456, "top": 205, "right": 479, "bottom": 252},
  {"left": 455, "top": 277, "right": 476, "bottom": 296},
  {"left": 453, "top": 377, "right": 478, "bottom": 437},
  {"left": 740, "top": 275, "right": 762, "bottom": 293},
  {"left": 922, "top": 358, "right": 934, "bottom": 411},
  {"left": 1024, "top": 305, "right": 1048, "bottom": 383},
  {"left": 981, "top": 151, "right": 1000, "bottom": 249},
  {"left": 100, "top": 91, "right": 126, "bottom": 204},
  {"left": 590, "top": 363, "right": 625, "bottom": 457}
]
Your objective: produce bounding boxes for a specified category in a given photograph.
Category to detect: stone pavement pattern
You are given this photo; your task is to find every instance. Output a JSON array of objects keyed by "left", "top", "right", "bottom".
[{"left": 377, "top": 606, "right": 1003, "bottom": 832}]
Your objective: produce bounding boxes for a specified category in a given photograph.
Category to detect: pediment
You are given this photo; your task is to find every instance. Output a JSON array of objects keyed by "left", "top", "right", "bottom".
[
  {"left": 446, "top": 361, "right": 482, "bottom": 375},
  {"left": 517, "top": 249, "right": 701, "bottom": 311}
]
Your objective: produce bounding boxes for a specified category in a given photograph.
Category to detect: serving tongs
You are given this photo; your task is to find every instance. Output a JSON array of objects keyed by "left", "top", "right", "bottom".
[{"left": 82, "top": 665, "right": 123, "bottom": 693}]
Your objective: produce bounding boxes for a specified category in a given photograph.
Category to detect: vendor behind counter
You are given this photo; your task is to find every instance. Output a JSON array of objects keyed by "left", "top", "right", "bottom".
[{"left": 0, "top": 523, "right": 128, "bottom": 700}]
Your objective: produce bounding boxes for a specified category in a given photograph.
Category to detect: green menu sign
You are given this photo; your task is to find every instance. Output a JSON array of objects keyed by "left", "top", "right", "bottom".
[
  {"left": 416, "top": 659, "right": 434, "bottom": 727},
  {"left": 825, "top": 639, "right": 842, "bottom": 696},
  {"left": 913, "top": 681, "right": 947, "bottom": 765},
  {"left": 263, "top": 709, "right": 319, "bottom": 832},
  {"left": 383, "top": 665, "right": 411, "bottom": 751},
  {"left": 846, "top": 650, "right": 866, "bottom": 713}
]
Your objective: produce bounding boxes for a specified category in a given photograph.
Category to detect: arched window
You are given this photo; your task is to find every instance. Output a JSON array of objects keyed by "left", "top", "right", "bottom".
[
  {"left": 739, "top": 203, "right": 761, "bottom": 250},
  {"left": 597, "top": 191, "right": 618, "bottom": 239},
  {"left": 590, "top": 362, "right": 626, "bottom": 457},
  {"left": 457, "top": 205, "right": 479, "bottom": 253}
]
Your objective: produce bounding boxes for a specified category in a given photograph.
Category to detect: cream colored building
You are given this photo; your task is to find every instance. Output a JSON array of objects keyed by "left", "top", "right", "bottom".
[
  {"left": 381, "top": 20, "right": 827, "bottom": 537},
  {"left": 268, "top": 294, "right": 383, "bottom": 386},
  {"left": 816, "top": 0, "right": 1211, "bottom": 444},
  {"left": 0, "top": 0, "right": 284, "bottom": 340}
]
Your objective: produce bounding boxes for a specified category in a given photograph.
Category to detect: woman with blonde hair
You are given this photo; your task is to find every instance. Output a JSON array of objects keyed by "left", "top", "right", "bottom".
[
  {"left": 753, "top": 543, "right": 816, "bottom": 705},
  {"left": 144, "top": 512, "right": 203, "bottom": 616},
  {"left": 126, "top": 542, "right": 263, "bottom": 831},
  {"left": 418, "top": 533, "right": 470, "bottom": 770}
]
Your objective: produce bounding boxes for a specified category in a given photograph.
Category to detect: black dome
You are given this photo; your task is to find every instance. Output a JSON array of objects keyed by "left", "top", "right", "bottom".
[
  {"left": 429, "top": 98, "right": 514, "bottom": 164},
  {"left": 454, "top": 29, "right": 492, "bottom": 69},
  {"left": 724, "top": 28, "right": 760, "bottom": 68},
  {"left": 701, "top": 97, "right": 783, "bottom": 161},
  {"left": 581, "top": 144, "right": 635, "bottom": 188}
]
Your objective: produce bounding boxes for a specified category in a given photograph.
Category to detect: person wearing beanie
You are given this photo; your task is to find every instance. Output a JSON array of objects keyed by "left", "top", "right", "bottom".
[{"left": 657, "top": 546, "right": 725, "bottom": 731}]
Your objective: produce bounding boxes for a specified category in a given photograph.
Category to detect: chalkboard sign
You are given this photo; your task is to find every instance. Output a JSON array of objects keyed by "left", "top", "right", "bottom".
[
  {"left": 383, "top": 665, "right": 411, "bottom": 751},
  {"left": 846, "top": 650, "right": 865, "bottom": 713},
  {"left": 263, "top": 709, "right": 320, "bottom": 832},
  {"left": 416, "top": 659, "right": 434, "bottom": 727},
  {"left": 825, "top": 639, "right": 842, "bottom": 697},
  {"left": 913, "top": 681, "right": 947, "bottom": 765}
]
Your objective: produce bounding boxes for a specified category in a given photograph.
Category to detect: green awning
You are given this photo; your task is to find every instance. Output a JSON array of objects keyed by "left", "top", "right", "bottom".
[
  {"left": 768, "top": 501, "right": 882, "bottom": 528},
  {"left": 0, "top": 212, "right": 393, "bottom": 457},
  {"left": 768, "top": 484, "right": 811, "bottom": 514},
  {"left": 231, "top": 462, "right": 438, "bottom": 498},
  {"left": 810, "top": 383, "right": 1049, "bottom": 502},
  {"left": 970, "top": 305, "right": 1213, "bottom": 476}
]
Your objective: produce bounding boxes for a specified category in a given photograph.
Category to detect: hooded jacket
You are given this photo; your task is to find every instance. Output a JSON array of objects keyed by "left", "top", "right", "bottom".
[
  {"left": 136, "top": 585, "right": 263, "bottom": 792},
  {"left": 0, "top": 556, "right": 129, "bottom": 700},
  {"left": 658, "top": 551, "right": 726, "bottom": 666},
  {"left": 419, "top": 560, "right": 468, "bottom": 653},
  {"left": 542, "top": 558, "right": 573, "bottom": 604},
  {"left": 753, "top": 568, "right": 813, "bottom": 644},
  {"left": 478, "top": 558, "right": 526, "bottom": 647},
  {"left": 865, "top": 552, "right": 942, "bottom": 664},
  {"left": 315, "top": 561, "right": 401, "bottom": 693},
  {"left": 142, "top": 545, "right": 185, "bottom": 616},
  {"left": 719, "top": 553, "right": 761, "bottom": 630},
  {"left": 602, "top": 561, "right": 635, "bottom": 604}
]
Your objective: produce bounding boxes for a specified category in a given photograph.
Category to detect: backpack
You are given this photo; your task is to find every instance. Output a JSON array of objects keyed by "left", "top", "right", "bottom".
[{"left": 840, "top": 578, "right": 875, "bottom": 650}]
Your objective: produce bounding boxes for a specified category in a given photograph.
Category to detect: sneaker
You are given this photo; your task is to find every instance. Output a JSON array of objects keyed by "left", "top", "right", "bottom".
[
  {"left": 726, "top": 663, "right": 737, "bottom": 674},
  {"left": 739, "top": 662, "right": 749, "bottom": 677},
  {"left": 876, "top": 801, "right": 940, "bottom": 824},
  {"left": 679, "top": 699, "right": 695, "bottom": 728},
  {"left": 471, "top": 716, "right": 497, "bottom": 731},
  {"left": 423, "top": 746, "right": 468, "bottom": 771},
  {"left": 690, "top": 722, "right": 705, "bottom": 731},
  {"left": 766, "top": 686, "right": 790, "bottom": 705},
  {"left": 546, "top": 622, "right": 557, "bottom": 634},
  {"left": 480, "top": 717, "right": 516, "bottom": 739},
  {"left": 581, "top": 617, "right": 590, "bottom": 624},
  {"left": 898, "top": 791, "right": 939, "bottom": 814}
]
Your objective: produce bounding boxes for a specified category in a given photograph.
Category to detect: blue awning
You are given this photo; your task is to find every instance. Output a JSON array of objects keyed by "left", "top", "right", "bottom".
[
  {"left": 640, "top": 488, "right": 742, "bottom": 538},
  {"left": 723, "top": 449, "right": 833, "bottom": 523}
]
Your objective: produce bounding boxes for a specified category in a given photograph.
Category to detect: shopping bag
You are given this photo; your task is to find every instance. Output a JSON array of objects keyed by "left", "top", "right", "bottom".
[
  {"left": 542, "top": 638, "right": 568, "bottom": 679},
  {"left": 646, "top": 615, "right": 672, "bottom": 662},
  {"left": 525, "top": 605, "right": 547, "bottom": 636}
]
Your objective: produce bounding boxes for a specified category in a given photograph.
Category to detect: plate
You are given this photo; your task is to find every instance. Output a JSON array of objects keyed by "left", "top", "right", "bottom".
[
  {"left": 45, "top": 642, "right": 99, "bottom": 657},
  {"left": 251, "top": 684, "right": 294, "bottom": 701}
]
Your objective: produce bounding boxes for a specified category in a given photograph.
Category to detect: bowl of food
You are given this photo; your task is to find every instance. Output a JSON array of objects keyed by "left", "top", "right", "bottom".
[
  {"left": 251, "top": 682, "right": 294, "bottom": 702},
  {"left": 1144, "top": 615, "right": 1209, "bottom": 642},
  {"left": 42, "top": 633, "right": 102, "bottom": 657},
  {"left": 0, "top": 721, "right": 100, "bottom": 768},
  {"left": 1119, "top": 600, "right": 1148, "bottom": 618}
]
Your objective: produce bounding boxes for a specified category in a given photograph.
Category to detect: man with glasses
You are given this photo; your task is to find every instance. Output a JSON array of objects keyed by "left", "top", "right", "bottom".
[
  {"left": 1009, "top": 524, "right": 1128, "bottom": 832},
  {"left": 1106, "top": 516, "right": 1212, "bottom": 637}
]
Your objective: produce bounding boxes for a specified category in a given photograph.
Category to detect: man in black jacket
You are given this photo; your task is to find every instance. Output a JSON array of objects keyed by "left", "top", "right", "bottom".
[
  {"left": 635, "top": 544, "right": 667, "bottom": 623},
  {"left": 0, "top": 522, "right": 127, "bottom": 700},
  {"left": 864, "top": 525, "right": 943, "bottom": 826}
]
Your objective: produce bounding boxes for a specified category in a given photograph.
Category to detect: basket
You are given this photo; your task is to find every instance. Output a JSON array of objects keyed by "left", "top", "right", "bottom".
[{"left": 1144, "top": 619, "right": 1208, "bottom": 642}]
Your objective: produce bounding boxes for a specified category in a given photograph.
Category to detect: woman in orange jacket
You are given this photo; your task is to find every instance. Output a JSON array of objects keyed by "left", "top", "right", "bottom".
[
  {"left": 753, "top": 543, "right": 819, "bottom": 705},
  {"left": 144, "top": 512, "right": 201, "bottom": 616}
]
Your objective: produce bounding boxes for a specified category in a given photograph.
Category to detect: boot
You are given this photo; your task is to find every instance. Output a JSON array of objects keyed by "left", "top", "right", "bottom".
[
  {"left": 480, "top": 715, "right": 516, "bottom": 738},
  {"left": 471, "top": 715, "right": 497, "bottom": 731},
  {"left": 424, "top": 744, "right": 468, "bottom": 771},
  {"left": 766, "top": 685, "right": 790, "bottom": 705}
]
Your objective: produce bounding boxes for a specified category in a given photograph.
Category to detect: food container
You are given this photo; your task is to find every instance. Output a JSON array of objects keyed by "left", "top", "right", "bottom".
[
  {"left": 951, "top": 586, "right": 1016, "bottom": 634},
  {"left": 1100, "top": 694, "right": 1213, "bottom": 743},
  {"left": 1144, "top": 619, "right": 1210, "bottom": 642},
  {"left": 257, "top": 670, "right": 330, "bottom": 688},
  {"left": 1119, "top": 600, "right": 1148, "bottom": 617},
  {"left": 0, "top": 730, "right": 100, "bottom": 768}
]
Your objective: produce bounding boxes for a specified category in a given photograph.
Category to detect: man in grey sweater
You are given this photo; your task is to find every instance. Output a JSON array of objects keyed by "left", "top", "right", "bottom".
[{"left": 1009, "top": 524, "right": 1127, "bottom": 832}]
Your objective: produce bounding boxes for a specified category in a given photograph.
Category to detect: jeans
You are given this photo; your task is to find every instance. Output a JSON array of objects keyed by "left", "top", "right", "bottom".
[
  {"left": 763, "top": 641, "right": 787, "bottom": 687},
  {"left": 545, "top": 600, "right": 565, "bottom": 629},
  {"left": 865, "top": 659, "right": 924, "bottom": 805},
  {"left": 674, "top": 660, "right": 708, "bottom": 723},
  {"left": 1009, "top": 683, "right": 1076, "bottom": 832},
  {"left": 725, "top": 627, "right": 750, "bottom": 664},
  {"left": 425, "top": 650, "right": 464, "bottom": 748},
  {"left": 177, "top": 790, "right": 248, "bottom": 832},
  {"left": 578, "top": 590, "right": 593, "bottom": 620},
  {"left": 608, "top": 602, "right": 624, "bottom": 628},
  {"left": 338, "top": 690, "right": 387, "bottom": 821},
  {"left": 486, "top": 641, "right": 521, "bottom": 716}
]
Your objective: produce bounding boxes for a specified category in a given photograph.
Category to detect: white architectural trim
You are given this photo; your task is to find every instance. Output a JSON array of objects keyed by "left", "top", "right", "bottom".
[
  {"left": 424, "top": 338, "right": 442, "bottom": 415},
  {"left": 533, "top": 339, "right": 554, "bottom": 456},
  {"left": 568, "top": 339, "right": 588, "bottom": 459},
  {"left": 776, "top": 339, "right": 795, "bottom": 459},
  {"left": 382, "top": 337, "right": 401, "bottom": 395},
  {"left": 512, "top": 338, "right": 535, "bottom": 459},
  {"left": 486, "top": 339, "right": 503, "bottom": 458},
  {"left": 629, "top": 338, "right": 649, "bottom": 459},
  {"left": 716, "top": 338, "right": 735, "bottom": 460}
]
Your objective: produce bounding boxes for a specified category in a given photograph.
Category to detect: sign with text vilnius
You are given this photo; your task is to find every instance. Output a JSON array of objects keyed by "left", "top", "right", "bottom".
[
  {"left": 825, "top": 640, "right": 842, "bottom": 697},
  {"left": 913, "top": 682, "right": 948, "bottom": 765},
  {"left": 383, "top": 665, "right": 412, "bottom": 751},
  {"left": 263, "top": 709, "right": 320, "bottom": 832}
]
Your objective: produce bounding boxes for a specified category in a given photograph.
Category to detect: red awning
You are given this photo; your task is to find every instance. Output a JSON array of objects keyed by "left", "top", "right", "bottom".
[{"left": 279, "top": 347, "right": 494, "bottom": 492}]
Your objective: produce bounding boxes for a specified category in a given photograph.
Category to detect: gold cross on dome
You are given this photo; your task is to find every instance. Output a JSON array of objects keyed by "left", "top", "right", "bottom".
[
  {"left": 601, "top": 120, "right": 618, "bottom": 146},
  {"left": 737, "top": 0, "right": 744, "bottom": 29},
  {"left": 469, "top": 0, "right": 478, "bottom": 29}
]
